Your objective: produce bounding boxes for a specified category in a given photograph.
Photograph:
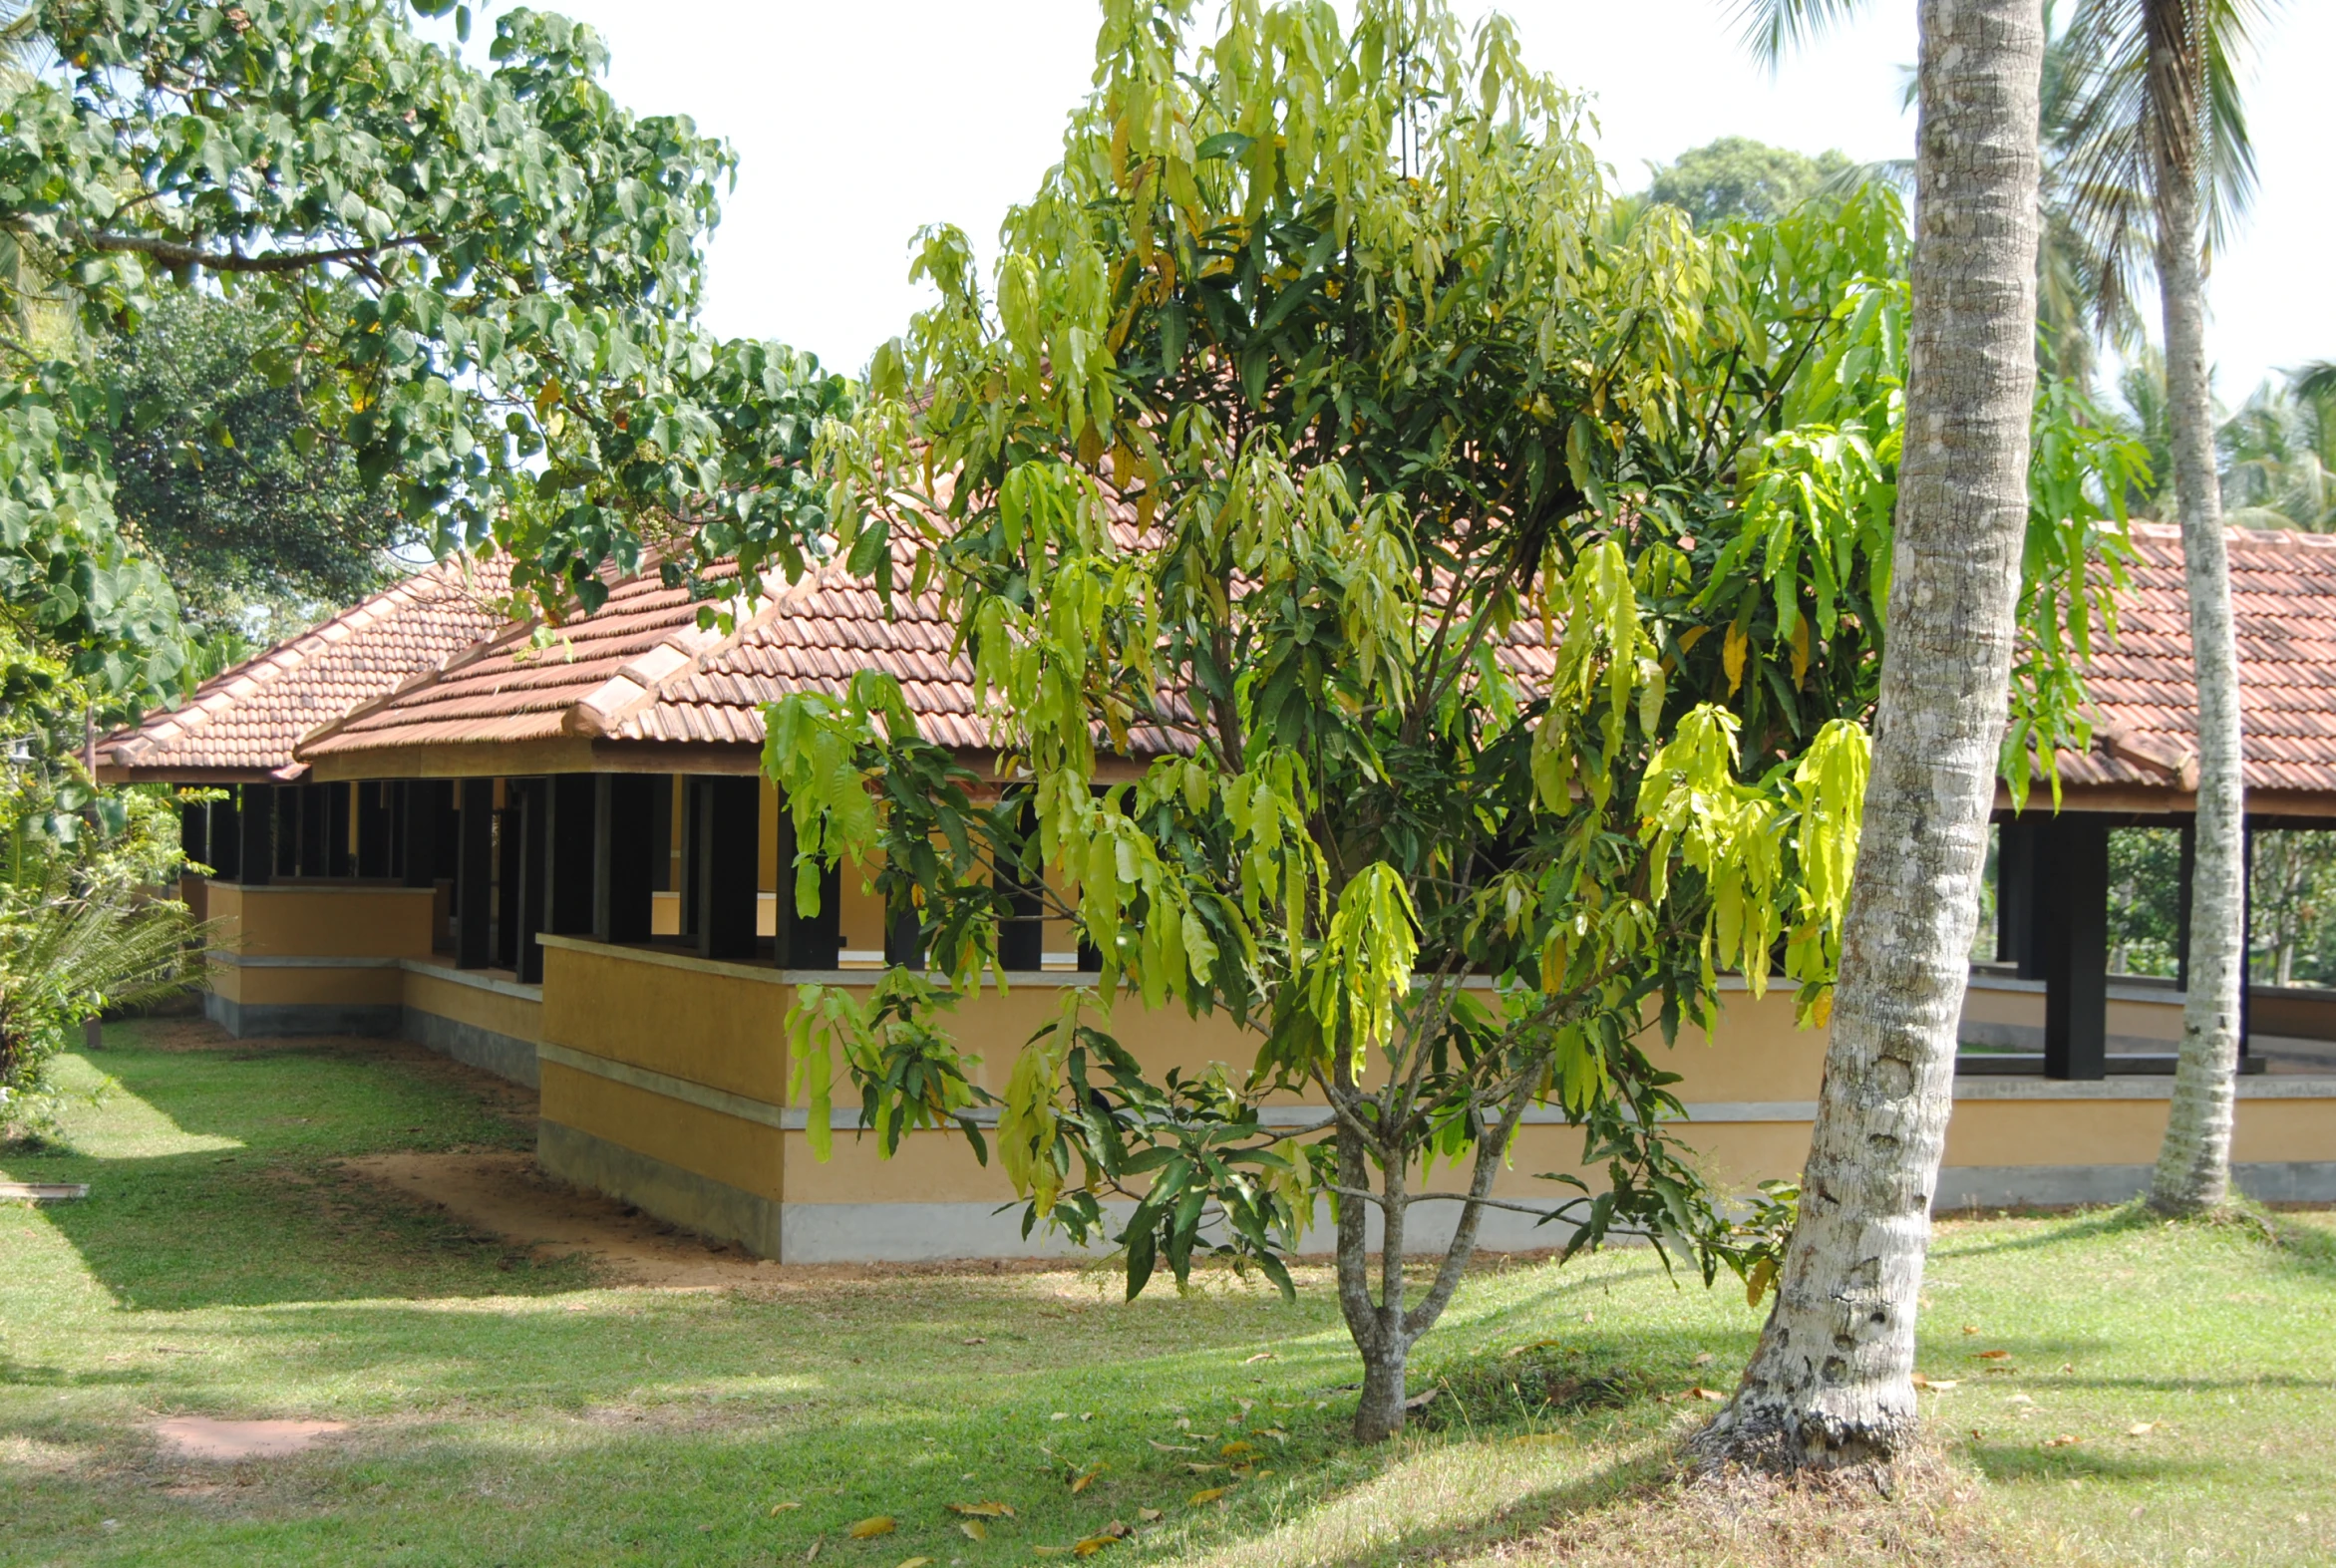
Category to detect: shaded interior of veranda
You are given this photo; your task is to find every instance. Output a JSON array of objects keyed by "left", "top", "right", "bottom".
[{"left": 99, "top": 522, "right": 2336, "bottom": 1261}]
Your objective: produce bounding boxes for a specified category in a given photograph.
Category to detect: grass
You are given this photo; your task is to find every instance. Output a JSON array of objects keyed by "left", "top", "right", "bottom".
[{"left": 0, "top": 1020, "right": 2330, "bottom": 1567}]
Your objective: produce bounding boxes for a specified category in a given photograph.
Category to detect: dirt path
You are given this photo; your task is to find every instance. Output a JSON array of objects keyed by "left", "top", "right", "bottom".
[{"left": 342, "top": 1152, "right": 773, "bottom": 1288}]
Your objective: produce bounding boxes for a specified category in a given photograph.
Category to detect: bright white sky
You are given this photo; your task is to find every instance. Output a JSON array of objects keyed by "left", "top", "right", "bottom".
[{"left": 435, "top": 0, "right": 2333, "bottom": 405}]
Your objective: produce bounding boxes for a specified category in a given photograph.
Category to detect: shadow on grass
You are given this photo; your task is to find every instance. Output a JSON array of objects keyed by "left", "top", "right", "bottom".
[
  {"left": 1966, "top": 1439, "right": 2207, "bottom": 1486},
  {"left": 4, "top": 1030, "right": 571, "bottom": 1312}
]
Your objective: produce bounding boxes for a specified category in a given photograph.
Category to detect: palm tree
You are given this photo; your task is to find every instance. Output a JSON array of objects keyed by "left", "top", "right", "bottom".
[
  {"left": 2053, "top": 0, "right": 2276, "bottom": 1215},
  {"left": 1693, "top": 0, "right": 2049, "bottom": 1471},
  {"left": 2218, "top": 370, "right": 2335, "bottom": 531}
]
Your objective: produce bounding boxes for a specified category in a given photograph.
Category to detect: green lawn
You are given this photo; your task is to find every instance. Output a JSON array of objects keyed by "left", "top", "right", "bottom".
[{"left": 2, "top": 1021, "right": 2331, "bottom": 1567}]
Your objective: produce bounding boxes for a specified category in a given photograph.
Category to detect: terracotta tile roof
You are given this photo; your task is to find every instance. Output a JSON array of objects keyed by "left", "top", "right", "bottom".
[
  {"left": 2057, "top": 522, "right": 2336, "bottom": 796},
  {"left": 297, "top": 548, "right": 1193, "bottom": 764},
  {"left": 95, "top": 555, "right": 512, "bottom": 782}
]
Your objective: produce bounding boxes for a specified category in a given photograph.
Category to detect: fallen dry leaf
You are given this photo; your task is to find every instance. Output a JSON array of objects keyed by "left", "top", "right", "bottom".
[
  {"left": 1071, "top": 1538, "right": 1115, "bottom": 1558},
  {"left": 1219, "top": 1440, "right": 1257, "bottom": 1460},
  {"left": 2127, "top": 1422, "right": 2157, "bottom": 1436},
  {"left": 2045, "top": 1434, "right": 2081, "bottom": 1448},
  {"left": 1961, "top": 1325, "right": 1980, "bottom": 1336},
  {"left": 805, "top": 1543, "right": 821, "bottom": 1563},
  {"left": 1910, "top": 1375, "right": 1959, "bottom": 1392},
  {"left": 1033, "top": 1547, "right": 1070, "bottom": 1558},
  {"left": 1972, "top": 1350, "right": 2012, "bottom": 1361},
  {"left": 1070, "top": 1469, "right": 1101, "bottom": 1495},
  {"left": 963, "top": 1337, "right": 987, "bottom": 1346},
  {"left": 1692, "top": 1352, "right": 1715, "bottom": 1367},
  {"left": 1504, "top": 1339, "right": 1562, "bottom": 1359},
  {"left": 959, "top": 1521, "right": 987, "bottom": 1541},
  {"left": 771, "top": 1501, "right": 804, "bottom": 1516},
  {"left": 847, "top": 1517, "right": 897, "bottom": 1540},
  {"left": 1148, "top": 1440, "right": 1197, "bottom": 1452},
  {"left": 1138, "top": 1508, "right": 1164, "bottom": 1523},
  {"left": 1241, "top": 1352, "right": 1276, "bottom": 1364},
  {"left": 947, "top": 1502, "right": 1017, "bottom": 1518},
  {"left": 1181, "top": 1462, "right": 1222, "bottom": 1474},
  {"left": 1687, "top": 1387, "right": 1728, "bottom": 1404},
  {"left": 897, "top": 1559, "right": 934, "bottom": 1568},
  {"left": 1187, "top": 1486, "right": 1229, "bottom": 1506}
]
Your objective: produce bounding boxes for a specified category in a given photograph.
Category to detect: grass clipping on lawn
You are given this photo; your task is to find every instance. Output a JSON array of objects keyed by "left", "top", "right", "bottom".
[{"left": 1477, "top": 1447, "right": 2089, "bottom": 1568}]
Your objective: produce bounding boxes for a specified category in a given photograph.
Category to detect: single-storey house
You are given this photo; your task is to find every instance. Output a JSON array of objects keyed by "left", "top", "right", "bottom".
[{"left": 100, "top": 522, "right": 2336, "bottom": 1261}]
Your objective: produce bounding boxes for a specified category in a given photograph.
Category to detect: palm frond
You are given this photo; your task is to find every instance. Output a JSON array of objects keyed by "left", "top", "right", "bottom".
[{"left": 1729, "top": 0, "right": 1874, "bottom": 70}]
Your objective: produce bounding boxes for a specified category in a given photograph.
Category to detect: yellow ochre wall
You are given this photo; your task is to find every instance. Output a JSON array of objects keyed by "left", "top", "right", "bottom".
[
  {"left": 523, "top": 939, "right": 2336, "bottom": 1263},
  {"left": 203, "top": 882, "right": 435, "bottom": 1018}
]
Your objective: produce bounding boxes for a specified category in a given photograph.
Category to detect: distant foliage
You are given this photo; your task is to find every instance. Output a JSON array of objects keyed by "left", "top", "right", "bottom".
[
  {"left": 97, "top": 290, "right": 408, "bottom": 642},
  {"left": 1645, "top": 137, "right": 1853, "bottom": 229}
]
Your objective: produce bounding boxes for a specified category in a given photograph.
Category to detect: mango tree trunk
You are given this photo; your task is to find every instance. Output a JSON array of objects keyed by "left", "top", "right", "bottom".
[
  {"left": 1693, "top": 0, "right": 2046, "bottom": 1473},
  {"left": 2147, "top": 0, "right": 2245, "bottom": 1216}
]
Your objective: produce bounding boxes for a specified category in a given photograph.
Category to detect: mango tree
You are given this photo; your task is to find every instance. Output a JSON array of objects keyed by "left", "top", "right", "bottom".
[{"left": 771, "top": 0, "right": 2137, "bottom": 1443}]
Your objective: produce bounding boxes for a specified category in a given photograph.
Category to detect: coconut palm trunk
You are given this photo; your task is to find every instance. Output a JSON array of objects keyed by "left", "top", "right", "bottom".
[
  {"left": 1694, "top": 0, "right": 2047, "bottom": 1471},
  {"left": 2147, "top": 0, "right": 2245, "bottom": 1215}
]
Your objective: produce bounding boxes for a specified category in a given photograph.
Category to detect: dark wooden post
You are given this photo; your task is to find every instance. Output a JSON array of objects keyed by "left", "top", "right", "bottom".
[
  {"left": 544, "top": 774, "right": 597, "bottom": 940},
  {"left": 2240, "top": 818, "right": 2255, "bottom": 1062},
  {"left": 694, "top": 775, "right": 760, "bottom": 962},
  {"left": 178, "top": 798, "right": 207, "bottom": 869},
  {"left": 679, "top": 776, "right": 703, "bottom": 940},
  {"left": 2174, "top": 817, "right": 2196, "bottom": 994},
  {"left": 1996, "top": 815, "right": 2043, "bottom": 976},
  {"left": 402, "top": 782, "right": 443, "bottom": 889},
  {"left": 516, "top": 781, "right": 549, "bottom": 984},
  {"left": 996, "top": 799, "right": 1043, "bottom": 971},
  {"left": 208, "top": 794, "right": 241, "bottom": 881},
  {"left": 327, "top": 782, "right": 355, "bottom": 876},
  {"left": 357, "top": 783, "right": 393, "bottom": 877},
  {"left": 495, "top": 789, "right": 522, "bottom": 969},
  {"left": 2040, "top": 814, "right": 2110, "bottom": 1080},
  {"left": 769, "top": 796, "right": 841, "bottom": 969},
  {"left": 885, "top": 907, "right": 927, "bottom": 970},
  {"left": 456, "top": 779, "right": 494, "bottom": 969},
  {"left": 274, "top": 786, "right": 300, "bottom": 877},
  {"left": 237, "top": 783, "right": 273, "bottom": 886},
  {"left": 649, "top": 774, "right": 676, "bottom": 893},
  {"left": 594, "top": 774, "right": 656, "bottom": 944}
]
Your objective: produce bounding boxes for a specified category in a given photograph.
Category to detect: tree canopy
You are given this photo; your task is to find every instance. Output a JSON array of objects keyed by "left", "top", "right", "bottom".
[
  {"left": 0, "top": 0, "right": 847, "bottom": 705},
  {"left": 96, "top": 288, "right": 409, "bottom": 643},
  {"left": 770, "top": 0, "right": 2142, "bottom": 1440},
  {"left": 1644, "top": 136, "right": 1853, "bottom": 229}
]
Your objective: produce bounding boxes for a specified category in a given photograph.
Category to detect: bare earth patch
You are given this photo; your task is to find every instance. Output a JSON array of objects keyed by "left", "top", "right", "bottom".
[
  {"left": 342, "top": 1151, "right": 774, "bottom": 1287},
  {"left": 153, "top": 1417, "right": 350, "bottom": 1462}
]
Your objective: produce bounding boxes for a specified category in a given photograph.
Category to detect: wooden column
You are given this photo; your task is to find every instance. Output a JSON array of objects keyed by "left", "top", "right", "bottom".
[
  {"left": 693, "top": 775, "right": 760, "bottom": 962},
  {"left": 996, "top": 799, "right": 1043, "bottom": 971},
  {"left": 495, "top": 789, "right": 522, "bottom": 969},
  {"left": 237, "top": 784, "right": 273, "bottom": 886},
  {"left": 2240, "top": 818, "right": 2255, "bottom": 1061},
  {"left": 544, "top": 774, "right": 597, "bottom": 940},
  {"left": 1994, "top": 815, "right": 2045, "bottom": 976},
  {"left": 357, "top": 783, "right": 393, "bottom": 877},
  {"left": 594, "top": 774, "right": 656, "bottom": 944},
  {"left": 208, "top": 795, "right": 241, "bottom": 881},
  {"left": 769, "top": 795, "right": 840, "bottom": 969},
  {"left": 327, "top": 782, "right": 355, "bottom": 876},
  {"left": 679, "top": 776, "right": 703, "bottom": 940},
  {"left": 2174, "top": 817, "right": 2196, "bottom": 994},
  {"left": 456, "top": 779, "right": 494, "bottom": 969},
  {"left": 274, "top": 787, "right": 300, "bottom": 877},
  {"left": 649, "top": 775, "right": 676, "bottom": 893},
  {"left": 178, "top": 798, "right": 207, "bottom": 869},
  {"left": 402, "top": 782, "right": 443, "bottom": 890},
  {"left": 516, "top": 782, "right": 549, "bottom": 984},
  {"left": 2040, "top": 814, "right": 2110, "bottom": 1081}
]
